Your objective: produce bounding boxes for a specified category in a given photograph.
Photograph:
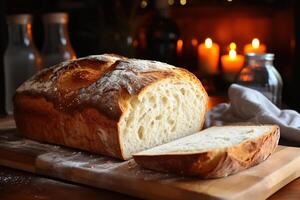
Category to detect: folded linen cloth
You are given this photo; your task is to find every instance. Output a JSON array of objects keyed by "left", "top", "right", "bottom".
[{"left": 205, "top": 84, "right": 300, "bottom": 143}]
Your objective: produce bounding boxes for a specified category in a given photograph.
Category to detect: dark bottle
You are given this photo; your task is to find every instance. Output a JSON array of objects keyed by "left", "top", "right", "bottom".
[
  {"left": 41, "top": 13, "right": 76, "bottom": 67},
  {"left": 146, "top": 0, "right": 179, "bottom": 65}
]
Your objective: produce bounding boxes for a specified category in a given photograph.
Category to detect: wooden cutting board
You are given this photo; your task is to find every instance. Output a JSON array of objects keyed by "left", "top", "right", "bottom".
[{"left": 0, "top": 129, "right": 300, "bottom": 200}]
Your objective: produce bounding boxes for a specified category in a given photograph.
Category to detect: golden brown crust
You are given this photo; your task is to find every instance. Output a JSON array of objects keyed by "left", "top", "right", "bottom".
[
  {"left": 14, "top": 94, "right": 123, "bottom": 159},
  {"left": 15, "top": 55, "right": 186, "bottom": 120},
  {"left": 14, "top": 54, "right": 208, "bottom": 160},
  {"left": 133, "top": 126, "right": 280, "bottom": 178}
]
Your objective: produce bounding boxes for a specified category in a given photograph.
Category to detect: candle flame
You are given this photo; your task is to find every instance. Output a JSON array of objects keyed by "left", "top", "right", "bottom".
[
  {"left": 180, "top": 0, "right": 187, "bottom": 5},
  {"left": 205, "top": 38, "right": 213, "bottom": 48},
  {"left": 229, "top": 49, "right": 236, "bottom": 59},
  {"left": 140, "top": 0, "right": 148, "bottom": 8},
  {"left": 168, "top": 0, "right": 174, "bottom": 5},
  {"left": 252, "top": 38, "right": 260, "bottom": 49},
  {"left": 229, "top": 42, "right": 236, "bottom": 50},
  {"left": 177, "top": 39, "right": 183, "bottom": 48},
  {"left": 177, "top": 39, "right": 183, "bottom": 55}
]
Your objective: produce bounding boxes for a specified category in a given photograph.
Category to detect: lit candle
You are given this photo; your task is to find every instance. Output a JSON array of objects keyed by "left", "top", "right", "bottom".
[
  {"left": 176, "top": 39, "right": 183, "bottom": 56},
  {"left": 244, "top": 38, "right": 266, "bottom": 54},
  {"left": 221, "top": 42, "right": 245, "bottom": 82},
  {"left": 198, "top": 38, "right": 220, "bottom": 75}
]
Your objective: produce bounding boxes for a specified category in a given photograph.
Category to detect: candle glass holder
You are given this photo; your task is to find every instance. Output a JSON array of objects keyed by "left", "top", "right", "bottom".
[{"left": 236, "top": 53, "right": 283, "bottom": 107}]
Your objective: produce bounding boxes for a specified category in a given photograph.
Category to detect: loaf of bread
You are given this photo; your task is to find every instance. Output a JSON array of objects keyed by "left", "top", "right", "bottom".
[
  {"left": 133, "top": 125, "right": 280, "bottom": 178},
  {"left": 13, "top": 54, "right": 208, "bottom": 160}
]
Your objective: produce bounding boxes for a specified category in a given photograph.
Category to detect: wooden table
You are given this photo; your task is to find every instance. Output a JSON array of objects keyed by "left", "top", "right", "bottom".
[{"left": 1, "top": 98, "right": 300, "bottom": 200}]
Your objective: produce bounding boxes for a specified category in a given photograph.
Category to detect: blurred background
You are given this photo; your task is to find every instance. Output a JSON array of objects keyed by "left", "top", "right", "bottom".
[{"left": 0, "top": 0, "right": 299, "bottom": 115}]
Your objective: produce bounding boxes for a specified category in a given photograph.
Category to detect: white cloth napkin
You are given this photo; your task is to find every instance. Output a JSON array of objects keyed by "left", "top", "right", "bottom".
[{"left": 205, "top": 84, "right": 300, "bottom": 143}]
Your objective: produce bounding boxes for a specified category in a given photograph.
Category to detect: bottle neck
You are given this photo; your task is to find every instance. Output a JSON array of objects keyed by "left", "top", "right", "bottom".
[
  {"left": 43, "top": 23, "right": 71, "bottom": 48},
  {"left": 7, "top": 23, "right": 33, "bottom": 46},
  {"left": 246, "top": 58, "right": 273, "bottom": 67}
]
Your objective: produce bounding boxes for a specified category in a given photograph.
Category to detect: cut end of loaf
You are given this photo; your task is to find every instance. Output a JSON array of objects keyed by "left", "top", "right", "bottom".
[
  {"left": 133, "top": 125, "right": 280, "bottom": 178},
  {"left": 119, "top": 79, "right": 207, "bottom": 160}
]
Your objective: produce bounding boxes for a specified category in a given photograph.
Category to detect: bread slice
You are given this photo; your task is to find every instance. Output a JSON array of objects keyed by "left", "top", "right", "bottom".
[{"left": 133, "top": 125, "right": 280, "bottom": 178}]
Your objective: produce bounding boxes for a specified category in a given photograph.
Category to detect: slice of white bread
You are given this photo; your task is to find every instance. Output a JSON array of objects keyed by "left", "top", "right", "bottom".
[{"left": 133, "top": 125, "right": 280, "bottom": 178}]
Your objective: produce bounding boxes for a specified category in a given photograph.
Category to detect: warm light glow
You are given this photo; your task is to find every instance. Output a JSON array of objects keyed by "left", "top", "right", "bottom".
[
  {"left": 205, "top": 38, "right": 213, "bottom": 48},
  {"left": 198, "top": 38, "right": 220, "bottom": 75},
  {"left": 133, "top": 39, "right": 138, "bottom": 47},
  {"left": 229, "top": 42, "right": 237, "bottom": 50},
  {"left": 27, "top": 24, "right": 32, "bottom": 35},
  {"left": 191, "top": 38, "right": 198, "bottom": 47},
  {"left": 168, "top": 0, "right": 174, "bottom": 5},
  {"left": 177, "top": 39, "right": 183, "bottom": 55},
  {"left": 252, "top": 38, "right": 260, "bottom": 49},
  {"left": 177, "top": 39, "right": 183, "bottom": 48},
  {"left": 229, "top": 49, "right": 237, "bottom": 59},
  {"left": 180, "top": 0, "right": 187, "bottom": 5},
  {"left": 140, "top": 0, "right": 148, "bottom": 8}
]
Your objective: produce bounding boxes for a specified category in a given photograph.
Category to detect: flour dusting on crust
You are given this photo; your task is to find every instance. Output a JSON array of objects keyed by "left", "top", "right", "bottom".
[{"left": 16, "top": 54, "right": 177, "bottom": 120}]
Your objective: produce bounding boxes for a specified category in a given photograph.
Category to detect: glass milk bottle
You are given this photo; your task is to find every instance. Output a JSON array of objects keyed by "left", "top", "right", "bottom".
[
  {"left": 4, "top": 14, "right": 42, "bottom": 115},
  {"left": 41, "top": 12, "right": 76, "bottom": 67},
  {"left": 236, "top": 53, "right": 283, "bottom": 107}
]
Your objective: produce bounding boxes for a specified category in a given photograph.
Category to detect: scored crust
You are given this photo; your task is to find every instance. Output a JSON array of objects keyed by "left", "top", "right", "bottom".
[
  {"left": 14, "top": 54, "right": 208, "bottom": 160},
  {"left": 133, "top": 125, "right": 280, "bottom": 178}
]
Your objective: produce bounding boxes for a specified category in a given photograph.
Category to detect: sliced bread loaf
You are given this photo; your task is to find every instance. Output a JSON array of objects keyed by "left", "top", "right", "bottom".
[
  {"left": 133, "top": 125, "right": 280, "bottom": 178},
  {"left": 14, "top": 55, "right": 208, "bottom": 160}
]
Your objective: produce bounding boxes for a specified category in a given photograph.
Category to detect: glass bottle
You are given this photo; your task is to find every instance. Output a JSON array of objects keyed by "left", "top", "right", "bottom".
[
  {"left": 236, "top": 53, "right": 283, "bottom": 107},
  {"left": 4, "top": 14, "right": 42, "bottom": 115},
  {"left": 146, "top": 0, "right": 179, "bottom": 65},
  {"left": 41, "top": 12, "right": 76, "bottom": 67}
]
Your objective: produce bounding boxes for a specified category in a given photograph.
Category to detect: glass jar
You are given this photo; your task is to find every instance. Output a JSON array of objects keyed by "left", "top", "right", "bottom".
[
  {"left": 4, "top": 14, "right": 42, "bottom": 115},
  {"left": 41, "top": 12, "right": 76, "bottom": 67},
  {"left": 236, "top": 53, "right": 283, "bottom": 107}
]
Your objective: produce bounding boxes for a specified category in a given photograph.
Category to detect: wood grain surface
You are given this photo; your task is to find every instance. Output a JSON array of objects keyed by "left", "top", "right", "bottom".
[
  {"left": 0, "top": 165, "right": 136, "bottom": 200},
  {"left": 0, "top": 128, "right": 299, "bottom": 200}
]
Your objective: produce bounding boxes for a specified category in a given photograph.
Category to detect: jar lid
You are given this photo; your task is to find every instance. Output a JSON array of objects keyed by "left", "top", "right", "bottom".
[
  {"left": 43, "top": 12, "right": 69, "bottom": 24},
  {"left": 6, "top": 14, "right": 32, "bottom": 24},
  {"left": 246, "top": 53, "right": 274, "bottom": 61}
]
